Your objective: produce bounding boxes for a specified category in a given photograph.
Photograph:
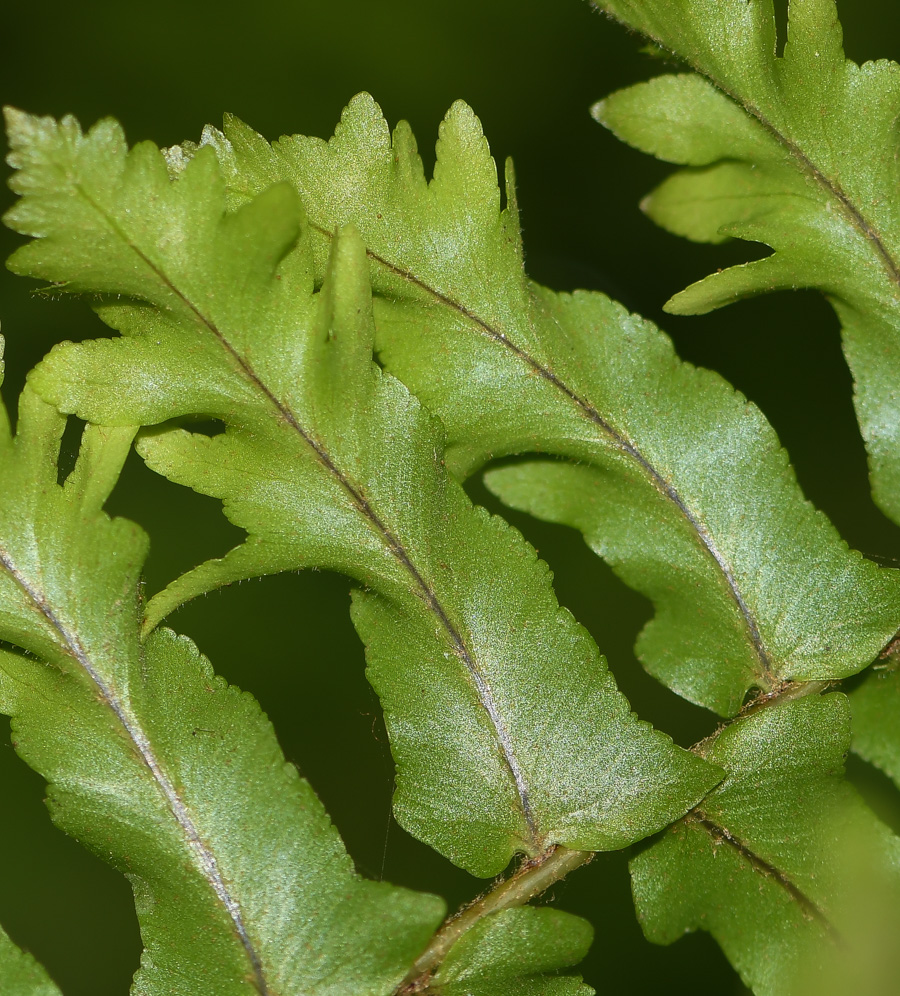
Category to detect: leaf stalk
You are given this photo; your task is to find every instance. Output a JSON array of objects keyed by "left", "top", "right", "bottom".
[{"left": 395, "top": 845, "right": 592, "bottom": 993}]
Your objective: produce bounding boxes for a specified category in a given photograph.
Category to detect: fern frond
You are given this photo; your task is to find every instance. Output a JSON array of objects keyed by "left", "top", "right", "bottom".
[
  {"left": 166, "top": 96, "right": 900, "bottom": 717},
  {"left": 590, "top": 0, "right": 900, "bottom": 525},
  {"left": 5, "top": 111, "right": 720, "bottom": 878},
  {"left": 0, "top": 379, "right": 445, "bottom": 994}
]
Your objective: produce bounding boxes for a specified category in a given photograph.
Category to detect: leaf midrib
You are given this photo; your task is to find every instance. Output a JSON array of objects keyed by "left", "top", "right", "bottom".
[
  {"left": 307, "top": 222, "right": 776, "bottom": 689},
  {"left": 689, "top": 810, "right": 838, "bottom": 937},
  {"left": 77, "top": 185, "right": 541, "bottom": 849},
  {"left": 0, "top": 545, "right": 271, "bottom": 994}
]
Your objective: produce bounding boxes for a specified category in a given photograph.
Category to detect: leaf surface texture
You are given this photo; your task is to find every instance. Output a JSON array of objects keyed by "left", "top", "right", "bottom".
[
  {"left": 163, "top": 95, "right": 900, "bottom": 716},
  {"left": 0, "top": 381, "right": 444, "bottom": 994},
  {"left": 5, "top": 111, "right": 720, "bottom": 877}
]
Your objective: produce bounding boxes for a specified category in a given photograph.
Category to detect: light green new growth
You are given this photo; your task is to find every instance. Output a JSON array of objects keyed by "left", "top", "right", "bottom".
[
  {"left": 592, "top": 0, "right": 900, "bottom": 526},
  {"left": 4, "top": 109, "right": 720, "bottom": 882},
  {"left": 168, "top": 93, "right": 900, "bottom": 717}
]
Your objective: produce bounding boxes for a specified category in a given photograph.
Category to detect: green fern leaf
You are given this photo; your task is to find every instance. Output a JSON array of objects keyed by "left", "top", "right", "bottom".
[
  {"left": 167, "top": 97, "right": 900, "bottom": 716},
  {"left": 482, "top": 288, "right": 900, "bottom": 717},
  {"left": 0, "top": 926, "right": 61, "bottom": 996},
  {"left": 631, "top": 693, "right": 900, "bottom": 996},
  {"left": 5, "top": 111, "right": 720, "bottom": 877},
  {"left": 0, "top": 379, "right": 444, "bottom": 994},
  {"left": 431, "top": 907, "right": 594, "bottom": 996},
  {"left": 591, "top": 0, "right": 900, "bottom": 524}
]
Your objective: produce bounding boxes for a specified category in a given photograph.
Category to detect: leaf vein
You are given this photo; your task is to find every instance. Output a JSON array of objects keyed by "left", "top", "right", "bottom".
[
  {"left": 627, "top": 27, "right": 900, "bottom": 293},
  {"left": 311, "top": 221, "right": 775, "bottom": 685},
  {"left": 690, "top": 811, "right": 838, "bottom": 937},
  {"left": 75, "top": 189, "right": 540, "bottom": 845}
]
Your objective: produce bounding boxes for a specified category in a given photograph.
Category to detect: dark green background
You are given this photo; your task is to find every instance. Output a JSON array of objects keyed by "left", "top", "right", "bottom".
[{"left": 3, "top": 1, "right": 900, "bottom": 993}]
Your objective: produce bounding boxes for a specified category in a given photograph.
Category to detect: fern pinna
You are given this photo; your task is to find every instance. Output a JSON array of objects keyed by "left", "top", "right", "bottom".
[{"left": 2, "top": 1, "right": 900, "bottom": 994}]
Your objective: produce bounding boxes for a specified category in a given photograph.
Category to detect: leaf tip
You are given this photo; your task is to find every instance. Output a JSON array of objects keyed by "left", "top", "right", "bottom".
[
  {"left": 3, "top": 106, "right": 58, "bottom": 161},
  {"left": 663, "top": 286, "right": 716, "bottom": 317},
  {"left": 343, "top": 91, "right": 387, "bottom": 129},
  {"left": 444, "top": 98, "right": 484, "bottom": 137},
  {"left": 323, "top": 222, "right": 371, "bottom": 316},
  {"left": 334, "top": 91, "right": 391, "bottom": 149},
  {"left": 3, "top": 105, "right": 28, "bottom": 139},
  {"left": 589, "top": 98, "right": 608, "bottom": 126},
  {"left": 347, "top": 90, "right": 379, "bottom": 110}
]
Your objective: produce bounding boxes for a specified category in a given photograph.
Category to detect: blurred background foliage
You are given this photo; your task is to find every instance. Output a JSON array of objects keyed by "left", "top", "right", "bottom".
[{"left": 3, "top": 1, "right": 900, "bottom": 993}]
